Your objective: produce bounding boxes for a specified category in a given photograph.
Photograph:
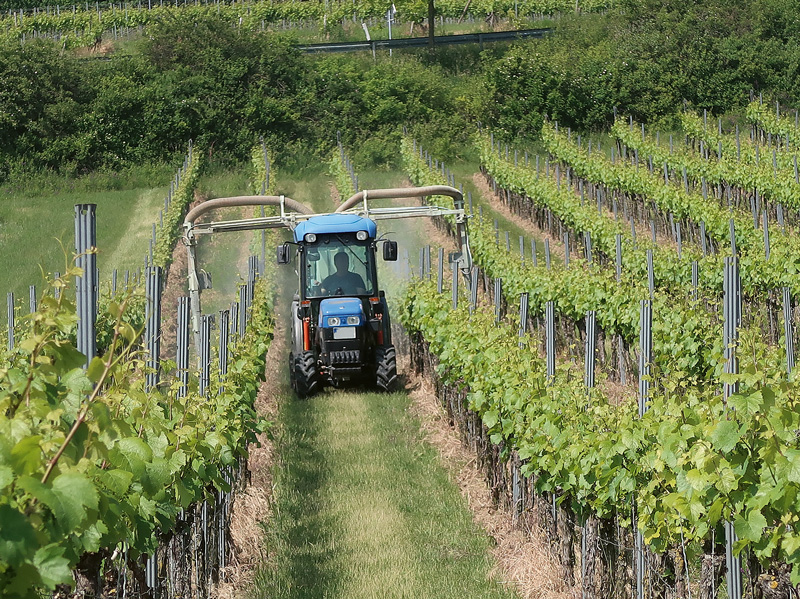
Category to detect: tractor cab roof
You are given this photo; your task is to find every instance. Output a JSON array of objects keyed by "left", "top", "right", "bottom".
[{"left": 293, "top": 214, "right": 377, "bottom": 243}]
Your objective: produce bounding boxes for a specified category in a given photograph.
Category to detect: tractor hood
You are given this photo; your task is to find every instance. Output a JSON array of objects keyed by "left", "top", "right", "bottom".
[
  {"left": 318, "top": 298, "right": 365, "bottom": 328},
  {"left": 294, "top": 214, "right": 377, "bottom": 242}
]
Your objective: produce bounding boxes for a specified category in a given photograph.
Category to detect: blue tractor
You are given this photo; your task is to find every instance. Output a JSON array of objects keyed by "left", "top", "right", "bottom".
[
  {"left": 182, "top": 185, "right": 472, "bottom": 397},
  {"left": 278, "top": 213, "right": 397, "bottom": 395}
]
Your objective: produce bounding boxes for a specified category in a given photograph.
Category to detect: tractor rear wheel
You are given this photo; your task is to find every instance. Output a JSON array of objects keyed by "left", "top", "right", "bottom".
[
  {"left": 375, "top": 346, "right": 398, "bottom": 392},
  {"left": 294, "top": 350, "right": 320, "bottom": 398}
]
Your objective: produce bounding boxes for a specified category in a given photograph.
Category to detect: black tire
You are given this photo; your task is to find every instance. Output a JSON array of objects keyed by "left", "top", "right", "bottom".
[
  {"left": 294, "top": 350, "right": 320, "bottom": 398},
  {"left": 375, "top": 346, "right": 398, "bottom": 392}
]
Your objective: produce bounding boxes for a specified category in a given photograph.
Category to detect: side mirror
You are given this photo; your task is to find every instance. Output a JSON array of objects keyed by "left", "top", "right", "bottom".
[
  {"left": 276, "top": 243, "right": 290, "bottom": 265},
  {"left": 383, "top": 240, "right": 398, "bottom": 261}
]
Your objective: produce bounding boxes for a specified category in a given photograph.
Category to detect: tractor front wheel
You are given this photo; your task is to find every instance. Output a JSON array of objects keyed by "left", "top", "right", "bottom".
[
  {"left": 294, "top": 350, "right": 320, "bottom": 398},
  {"left": 375, "top": 346, "right": 398, "bottom": 392}
]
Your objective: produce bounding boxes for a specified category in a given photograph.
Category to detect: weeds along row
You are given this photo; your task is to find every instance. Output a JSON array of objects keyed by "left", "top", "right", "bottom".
[
  {"left": 0, "top": 140, "right": 275, "bottom": 597},
  {"left": 397, "top": 126, "right": 800, "bottom": 595}
]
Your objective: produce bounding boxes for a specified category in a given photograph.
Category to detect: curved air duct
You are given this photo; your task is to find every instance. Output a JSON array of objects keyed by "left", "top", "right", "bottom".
[
  {"left": 184, "top": 195, "right": 315, "bottom": 226},
  {"left": 336, "top": 185, "right": 464, "bottom": 213}
]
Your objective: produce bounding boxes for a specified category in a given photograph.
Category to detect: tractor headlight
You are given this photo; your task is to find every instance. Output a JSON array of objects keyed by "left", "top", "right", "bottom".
[
  {"left": 356, "top": 230, "right": 368, "bottom": 241},
  {"left": 327, "top": 317, "right": 341, "bottom": 326},
  {"left": 346, "top": 316, "right": 361, "bottom": 325},
  {"left": 304, "top": 233, "right": 317, "bottom": 243}
]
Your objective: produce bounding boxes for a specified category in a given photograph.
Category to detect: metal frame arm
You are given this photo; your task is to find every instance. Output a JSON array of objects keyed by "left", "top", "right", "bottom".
[
  {"left": 336, "top": 185, "right": 464, "bottom": 213},
  {"left": 184, "top": 194, "right": 314, "bottom": 361},
  {"left": 184, "top": 195, "right": 314, "bottom": 226}
]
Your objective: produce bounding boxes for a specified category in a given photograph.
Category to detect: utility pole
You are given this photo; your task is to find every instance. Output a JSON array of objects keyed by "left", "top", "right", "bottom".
[{"left": 428, "top": 0, "right": 435, "bottom": 49}]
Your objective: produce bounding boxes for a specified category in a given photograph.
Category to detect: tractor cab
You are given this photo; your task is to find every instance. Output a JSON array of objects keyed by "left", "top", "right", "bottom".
[
  {"left": 295, "top": 214, "right": 378, "bottom": 301},
  {"left": 280, "top": 214, "right": 398, "bottom": 396}
]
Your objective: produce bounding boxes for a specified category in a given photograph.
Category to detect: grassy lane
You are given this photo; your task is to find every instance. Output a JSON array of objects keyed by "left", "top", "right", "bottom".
[
  {"left": 251, "top": 160, "right": 517, "bottom": 599},
  {"left": 254, "top": 386, "right": 520, "bottom": 599}
]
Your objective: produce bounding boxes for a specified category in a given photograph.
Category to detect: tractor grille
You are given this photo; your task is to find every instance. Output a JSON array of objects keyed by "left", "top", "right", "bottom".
[{"left": 330, "top": 350, "right": 361, "bottom": 365}]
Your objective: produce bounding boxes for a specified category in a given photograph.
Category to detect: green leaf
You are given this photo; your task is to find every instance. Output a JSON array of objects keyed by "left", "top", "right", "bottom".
[
  {"left": 685, "top": 469, "right": 708, "bottom": 492},
  {"left": 110, "top": 437, "right": 153, "bottom": 478},
  {"left": 733, "top": 508, "right": 768, "bottom": 542},
  {"left": 729, "top": 390, "right": 763, "bottom": 415},
  {"left": 86, "top": 356, "right": 106, "bottom": 383},
  {"left": 783, "top": 449, "right": 800, "bottom": 484},
  {"left": 33, "top": 544, "right": 74, "bottom": 589},
  {"left": 10, "top": 436, "right": 42, "bottom": 476},
  {"left": 710, "top": 419, "right": 742, "bottom": 453},
  {"left": 100, "top": 468, "right": 134, "bottom": 496},
  {"left": 46, "top": 472, "right": 99, "bottom": 532},
  {"left": 0, "top": 465, "right": 13, "bottom": 490},
  {"left": 483, "top": 409, "right": 499, "bottom": 429},
  {"left": 0, "top": 505, "right": 38, "bottom": 567},
  {"left": 142, "top": 458, "right": 172, "bottom": 495}
]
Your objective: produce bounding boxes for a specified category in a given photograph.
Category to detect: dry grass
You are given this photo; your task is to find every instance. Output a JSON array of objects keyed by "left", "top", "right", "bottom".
[{"left": 403, "top": 354, "right": 577, "bottom": 599}]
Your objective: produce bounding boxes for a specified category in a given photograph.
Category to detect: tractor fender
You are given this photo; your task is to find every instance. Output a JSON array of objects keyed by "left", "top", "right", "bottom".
[{"left": 290, "top": 298, "right": 305, "bottom": 355}]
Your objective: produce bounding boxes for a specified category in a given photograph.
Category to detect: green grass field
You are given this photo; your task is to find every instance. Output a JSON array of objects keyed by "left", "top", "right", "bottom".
[
  {"left": 0, "top": 164, "right": 181, "bottom": 316},
  {"left": 0, "top": 184, "right": 168, "bottom": 303}
]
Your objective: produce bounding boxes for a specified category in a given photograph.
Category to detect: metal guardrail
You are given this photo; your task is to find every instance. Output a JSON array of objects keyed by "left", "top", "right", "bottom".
[{"left": 297, "top": 27, "right": 552, "bottom": 53}]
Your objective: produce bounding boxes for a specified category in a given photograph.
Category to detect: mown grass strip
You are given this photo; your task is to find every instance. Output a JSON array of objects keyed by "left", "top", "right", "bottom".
[{"left": 254, "top": 386, "right": 519, "bottom": 599}]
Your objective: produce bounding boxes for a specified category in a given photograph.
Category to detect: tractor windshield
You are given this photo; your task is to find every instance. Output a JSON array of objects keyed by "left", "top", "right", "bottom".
[{"left": 304, "top": 235, "right": 375, "bottom": 298}]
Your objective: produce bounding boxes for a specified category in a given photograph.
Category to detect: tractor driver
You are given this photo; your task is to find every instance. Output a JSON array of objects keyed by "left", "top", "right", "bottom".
[{"left": 320, "top": 251, "right": 366, "bottom": 295}]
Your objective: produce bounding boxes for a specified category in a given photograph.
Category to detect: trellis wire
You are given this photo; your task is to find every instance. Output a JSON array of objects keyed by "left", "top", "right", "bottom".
[
  {"left": 494, "top": 278, "right": 502, "bottom": 325},
  {"left": 469, "top": 266, "right": 478, "bottom": 312},
  {"left": 237, "top": 285, "right": 247, "bottom": 337},
  {"left": 425, "top": 245, "right": 431, "bottom": 279},
  {"left": 437, "top": 247, "right": 444, "bottom": 294},
  {"left": 518, "top": 293, "right": 529, "bottom": 349},
  {"left": 545, "top": 239, "right": 551, "bottom": 269},
  {"left": 451, "top": 262, "right": 459, "bottom": 310},
  {"left": 199, "top": 314, "right": 212, "bottom": 397}
]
